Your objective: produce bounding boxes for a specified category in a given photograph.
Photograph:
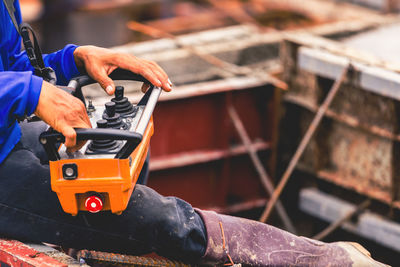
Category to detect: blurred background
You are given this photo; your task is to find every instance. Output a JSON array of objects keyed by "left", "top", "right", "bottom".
[
  {"left": 18, "top": 0, "right": 400, "bottom": 266},
  {"left": 22, "top": 0, "right": 375, "bottom": 52}
]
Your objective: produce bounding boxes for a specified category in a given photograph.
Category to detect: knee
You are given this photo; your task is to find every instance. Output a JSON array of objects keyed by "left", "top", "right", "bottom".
[
  {"left": 129, "top": 185, "right": 186, "bottom": 227},
  {"left": 126, "top": 185, "right": 207, "bottom": 260},
  {"left": 128, "top": 185, "right": 204, "bottom": 240}
]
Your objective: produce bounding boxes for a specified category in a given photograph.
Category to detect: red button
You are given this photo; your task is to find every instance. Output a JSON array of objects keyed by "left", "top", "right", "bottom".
[{"left": 85, "top": 196, "right": 103, "bottom": 213}]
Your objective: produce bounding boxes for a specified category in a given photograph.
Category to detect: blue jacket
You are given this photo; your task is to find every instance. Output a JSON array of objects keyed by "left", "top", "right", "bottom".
[{"left": 0, "top": 0, "right": 80, "bottom": 163}]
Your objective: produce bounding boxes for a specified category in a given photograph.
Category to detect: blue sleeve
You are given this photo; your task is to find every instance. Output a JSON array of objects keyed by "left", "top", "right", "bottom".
[
  {"left": 8, "top": 44, "right": 81, "bottom": 86},
  {"left": 0, "top": 71, "right": 42, "bottom": 161},
  {"left": 0, "top": 0, "right": 81, "bottom": 162},
  {"left": 0, "top": 71, "right": 42, "bottom": 121}
]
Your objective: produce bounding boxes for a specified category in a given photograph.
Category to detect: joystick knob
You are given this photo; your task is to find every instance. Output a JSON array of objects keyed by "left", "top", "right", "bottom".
[
  {"left": 105, "top": 102, "right": 116, "bottom": 117},
  {"left": 111, "top": 86, "right": 137, "bottom": 117},
  {"left": 102, "top": 102, "right": 126, "bottom": 129},
  {"left": 115, "top": 86, "right": 124, "bottom": 100},
  {"left": 97, "top": 119, "right": 108, "bottom": 128},
  {"left": 86, "top": 119, "right": 120, "bottom": 154}
]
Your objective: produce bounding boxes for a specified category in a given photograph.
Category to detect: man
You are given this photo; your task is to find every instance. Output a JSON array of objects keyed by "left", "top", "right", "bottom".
[{"left": 0, "top": 1, "right": 388, "bottom": 266}]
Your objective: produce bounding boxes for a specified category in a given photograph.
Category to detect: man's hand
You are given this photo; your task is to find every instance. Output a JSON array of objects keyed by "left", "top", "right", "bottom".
[
  {"left": 73, "top": 46, "right": 173, "bottom": 95},
  {"left": 34, "top": 81, "right": 92, "bottom": 152},
  {"left": 35, "top": 46, "right": 173, "bottom": 150}
]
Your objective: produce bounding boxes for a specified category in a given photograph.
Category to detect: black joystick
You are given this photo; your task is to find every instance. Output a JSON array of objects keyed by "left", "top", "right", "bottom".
[
  {"left": 111, "top": 86, "right": 137, "bottom": 117},
  {"left": 86, "top": 120, "right": 121, "bottom": 154},
  {"left": 102, "top": 102, "right": 126, "bottom": 129},
  {"left": 96, "top": 120, "right": 107, "bottom": 128}
]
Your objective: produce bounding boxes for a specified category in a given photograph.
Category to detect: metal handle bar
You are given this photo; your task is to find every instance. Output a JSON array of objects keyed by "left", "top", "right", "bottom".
[
  {"left": 40, "top": 128, "right": 142, "bottom": 142},
  {"left": 135, "top": 86, "right": 161, "bottom": 136},
  {"left": 39, "top": 128, "right": 143, "bottom": 161},
  {"left": 40, "top": 69, "right": 161, "bottom": 161}
]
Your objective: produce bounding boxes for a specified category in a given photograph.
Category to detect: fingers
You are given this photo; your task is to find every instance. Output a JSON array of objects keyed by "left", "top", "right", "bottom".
[
  {"left": 62, "top": 121, "right": 90, "bottom": 152},
  {"left": 77, "top": 47, "right": 173, "bottom": 95},
  {"left": 62, "top": 126, "right": 77, "bottom": 150},
  {"left": 138, "top": 61, "right": 172, "bottom": 92},
  {"left": 116, "top": 55, "right": 172, "bottom": 92},
  {"left": 145, "top": 61, "right": 172, "bottom": 92},
  {"left": 66, "top": 140, "right": 87, "bottom": 154},
  {"left": 61, "top": 109, "right": 91, "bottom": 152}
]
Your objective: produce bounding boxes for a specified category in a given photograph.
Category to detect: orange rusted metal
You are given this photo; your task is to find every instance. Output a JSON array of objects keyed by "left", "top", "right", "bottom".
[
  {"left": 260, "top": 64, "right": 350, "bottom": 223},
  {"left": 279, "top": 35, "right": 400, "bottom": 210},
  {"left": 0, "top": 239, "right": 66, "bottom": 267}
]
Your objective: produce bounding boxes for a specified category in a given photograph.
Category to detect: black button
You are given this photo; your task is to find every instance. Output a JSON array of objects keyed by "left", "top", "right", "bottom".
[{"left": 62, "top": 164, "right": 78, "bottom": 180}]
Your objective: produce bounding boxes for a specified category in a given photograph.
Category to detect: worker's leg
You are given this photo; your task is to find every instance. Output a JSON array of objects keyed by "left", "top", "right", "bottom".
[
  {"left": 18, "top": 121, "right": 50, "bottom": 163},
  {"left": 0, "top": 122, "right": 206, "bottom": 261},
  {"left": 0, "top": 146, "right": 207, "bottom": 260},
  {"left": 85, "top": 199, "right": 388, "bottom": 266},
  {"left": 0, "top": 122, "right": 388, "bottom": 266},
  {"left": 197, "top": 210, "right": 389, "bottom": 266}
]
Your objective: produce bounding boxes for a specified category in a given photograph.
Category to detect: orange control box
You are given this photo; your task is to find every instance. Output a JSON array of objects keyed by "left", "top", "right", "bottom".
[
  {"left": 39, "top": 70, "right": 161, "bottom": 216},
  {"left": 49, "top": 119, "right": 153, "bottom": 216}
]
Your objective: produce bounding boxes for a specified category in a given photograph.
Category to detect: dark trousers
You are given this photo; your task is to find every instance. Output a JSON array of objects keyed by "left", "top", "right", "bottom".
[{"left": 0, "top": 122, "right": 206, "bottom": 262}]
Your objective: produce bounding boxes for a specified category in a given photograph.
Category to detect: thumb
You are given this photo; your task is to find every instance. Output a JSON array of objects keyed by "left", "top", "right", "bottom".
[
  {"left": 102, "top": 78, "right": 115, "bottom": 95},
  {"left": 61, "top": 126, "right": 77, "bottom": 149}
]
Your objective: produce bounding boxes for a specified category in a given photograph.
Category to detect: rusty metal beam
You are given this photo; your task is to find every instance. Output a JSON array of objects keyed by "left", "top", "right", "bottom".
[
  {"left": 284, "top": 94, "right": 400, "bottom": 142},
  {"left": 227, "top": 103, "right": 297, "bottom": 233},
  {"left": 259, "top": 64, "right": 350, "bottom": 223},
  {"left": 315, "top": 169, "right": 400, "bottom": 209},
  {"left": 0, "top": 239, "right": 68, "bottom": 267},
  {"left": 150, "top": 140, "right": 270, "bottom": 171},
  {"left": 77, "top": 250, "right": 190, "bottom": 267}
]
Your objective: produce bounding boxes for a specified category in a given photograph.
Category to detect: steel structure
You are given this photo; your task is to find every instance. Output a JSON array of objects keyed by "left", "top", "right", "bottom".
[{"left": 280, "top": 33, "right": 400, "bottom": 209}]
